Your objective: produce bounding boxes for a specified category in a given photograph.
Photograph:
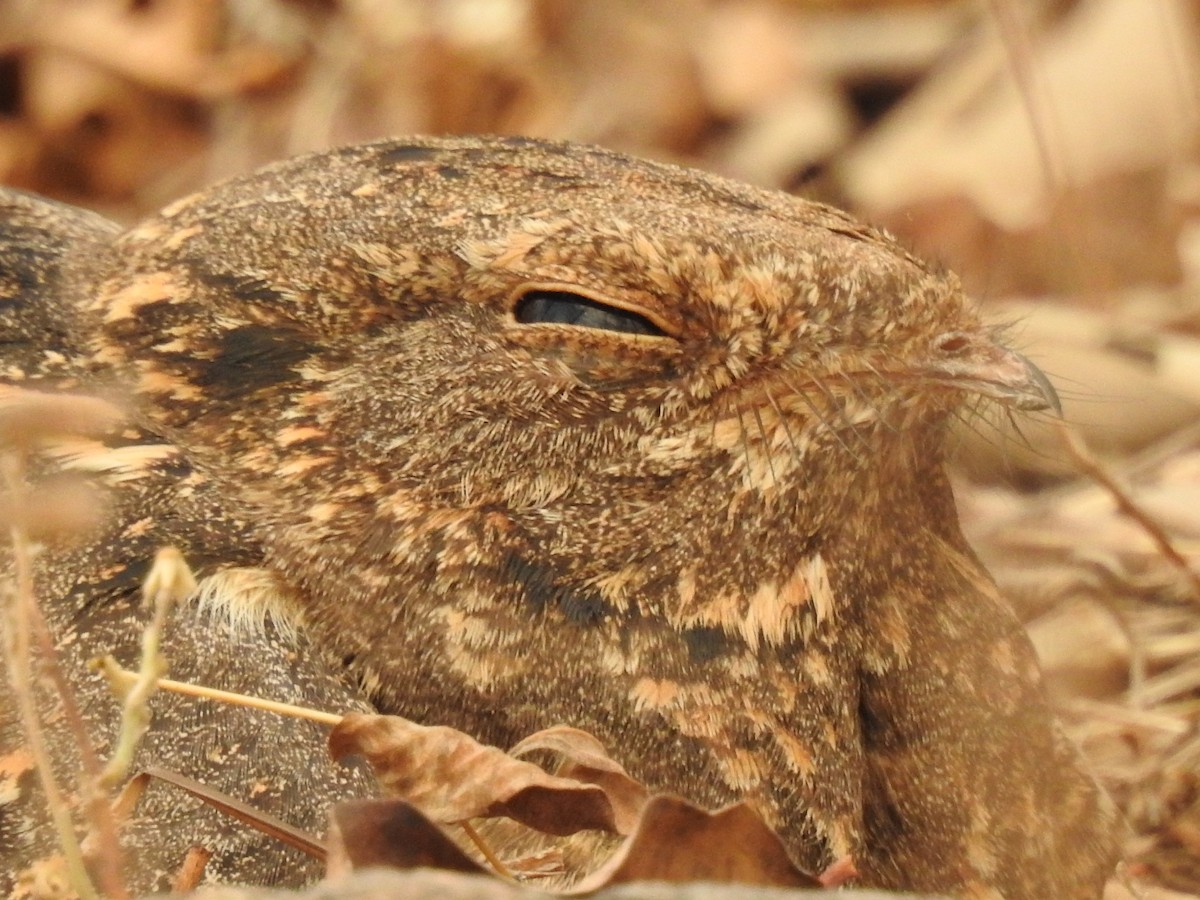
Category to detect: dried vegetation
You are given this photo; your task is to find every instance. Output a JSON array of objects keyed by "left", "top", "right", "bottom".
[{"left": 2, "top": 0, "right": 1200, "bottom": 897}]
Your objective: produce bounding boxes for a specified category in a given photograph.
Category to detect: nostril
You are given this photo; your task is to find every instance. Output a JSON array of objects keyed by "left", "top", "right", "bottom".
[{"left": 934, "top": 333, "right": 971, "bottom": 355}]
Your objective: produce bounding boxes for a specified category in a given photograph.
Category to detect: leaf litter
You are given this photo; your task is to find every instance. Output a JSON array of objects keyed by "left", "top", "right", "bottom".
[
  {"left": 327, "top": 711, "right": 825, "bottom": 890},
  {"left": 79, "top": 669, "right": 833, "bottom": 891}
]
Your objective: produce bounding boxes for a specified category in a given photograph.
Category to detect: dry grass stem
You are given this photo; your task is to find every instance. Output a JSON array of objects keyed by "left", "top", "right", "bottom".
[
  {"left": 459, "top": 820, "right": 515, "bottom": 879},
  {"left": 988, "top": 0, "right": 1067, "bottom": 188},
  {"left": 0, "top": 390, "right": 133, "bottom": 896},
  {"left": 1057, "top": 422, "right": 1200, "bottom": 608},
  {"left": 26, "top": 589, "right": 128, "bottom": 898},
  {"left": 100, "top": 546, "right": 197, "bottom": 790},
  {"left": 96, "top": 660, "right": 344, "bottom": 726},
  {"left": 140, "top": 765, "right": 327, "bottom": 861},
  {"left": 109, "top": 771, "right": 152, "bottom": 825},
  {"left": 171, "top": 845, "right": 214, "bottom": 893},
  {"left": 1, "top": 452, "right": 101, "bottom": 900},
  {"left": 1133, "top": 661, "right": 1200, "bottom": 710},
  {"left": 1062, "top": 698, "right": 1192, "bottom": 737}
]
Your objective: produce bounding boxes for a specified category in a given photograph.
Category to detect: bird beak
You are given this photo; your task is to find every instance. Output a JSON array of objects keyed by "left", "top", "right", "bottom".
[{"left": 926, "top": 333, "right": 1062, "bottom": 416}]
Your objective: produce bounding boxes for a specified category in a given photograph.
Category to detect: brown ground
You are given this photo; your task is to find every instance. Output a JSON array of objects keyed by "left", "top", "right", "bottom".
[{"left": 1, "top": 1, "right": 1198, "bottom": 896}]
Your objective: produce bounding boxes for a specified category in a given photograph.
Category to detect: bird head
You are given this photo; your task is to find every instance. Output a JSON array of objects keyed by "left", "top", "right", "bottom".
[{"left": 88, "top": 136, "right": 1055, "bottom": 678}]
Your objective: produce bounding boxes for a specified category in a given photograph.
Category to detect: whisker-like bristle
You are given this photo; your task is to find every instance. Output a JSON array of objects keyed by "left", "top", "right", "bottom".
[
  {"left": 951, "top": 405, "right": 1003, "bottom": 456},
  {"left": 811, "top": 374, "right": 873, "bottom": 455},
  {"left": 951, "top": 397, "right": 1068, "bottom": 476},
  {"left": 1001, "top": 406, "right": 1071, "bottom": 470},
  {"left": 840, "top": 371, "right": 898, "bottom": 435},
  {"left": 784, "top": 375, "right": 862, "bottom": 464},
  {"left": 733, "top": 404, "right": 758, "bottom": 491},
  {"left": 764, "top": 388, "right": 804, "bottom": 472},
  {"left": 750, "top": 404, "right": 780, "bottom": 491}
]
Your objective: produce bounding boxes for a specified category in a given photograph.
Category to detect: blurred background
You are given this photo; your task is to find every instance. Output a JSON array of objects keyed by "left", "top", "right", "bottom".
[{"left": 1, "top": 0, "right": 1199, "bottom": 895}]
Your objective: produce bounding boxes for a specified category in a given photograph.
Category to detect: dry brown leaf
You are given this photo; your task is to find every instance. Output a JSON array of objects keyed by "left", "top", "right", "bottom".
[
  {"left": 328, "top": 713, "right": 623, "bottom": 836},
  {"left": 573, "top": 796, "right": 821, "bottom": 892},
  {"left": 1026, "top": 597, "right": 1130, "bottom": 700},
  {"left": 326, "top": 799, "right": 487, "bottom": 880},
  {"left": 816, "top": 855, "right": 859, "bottom": 888},
  {"left": 326, "top": 796, "right": 823, "bottom": 893},
  {"left": 508, "top": 726, "right": 649, "bottom": 835}
]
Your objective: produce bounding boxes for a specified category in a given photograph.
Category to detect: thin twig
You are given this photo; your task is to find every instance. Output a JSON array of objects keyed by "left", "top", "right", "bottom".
[
  {"left": 95, "top": 660, "right": 343, "bottom": 726},
  {"left": 459, "top": 820, "right": 515, "bottom": 879},
  {"left": 1057, "top": 421, "right": 1200, "bottom": 604},
  {"left": 171, "top": 846, "right": 214, "bottom": 894},
  {"left": 22, "top": 579, "right": 128, "bottom": 896},
  {"left": 100, "top": 547, "right": 197, "bottom": 790},
  {"left": 94, "top": 666, "right": 523, "bottom": 880},
  {"left": 141, "top": 765, "right": 326, "bottom": 860},
  {"left": 1, "top": 453, "right": 99, "bottom": 900}
]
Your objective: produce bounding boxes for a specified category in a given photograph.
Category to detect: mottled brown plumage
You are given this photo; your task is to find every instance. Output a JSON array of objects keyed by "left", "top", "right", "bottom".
[{"left": 1, "top": 136, "right": 1116, "bottom": 897}]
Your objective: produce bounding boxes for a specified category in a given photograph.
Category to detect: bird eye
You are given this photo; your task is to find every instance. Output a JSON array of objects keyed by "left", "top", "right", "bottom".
[{"left": 513, "top": 290, "right": 666, "bottom": 337}]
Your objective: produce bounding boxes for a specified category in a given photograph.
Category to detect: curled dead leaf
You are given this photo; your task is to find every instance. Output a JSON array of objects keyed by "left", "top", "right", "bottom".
[
  {"left": 817, "top": 855, "right": 858, "bottom": 888},
  {"left": 509, "top": 726, "right": 649, "bottom": 835},
  {"left": 574, "top": 796, "right": 820, "bottom": 892},
  {"left": 327, "top": 795, "right": 822, "bottom": 893},
  {"left": 326, "top": 799, "right": 486, "bottom": 879},
  {"left": 328, "top": 713, "right": 622, "bottom": 836}
]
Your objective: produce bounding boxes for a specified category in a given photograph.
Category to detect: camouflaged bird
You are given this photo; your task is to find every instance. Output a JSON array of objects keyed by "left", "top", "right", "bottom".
[{"left": 0, "top": 136, "right": 1117, "bottom": 897}]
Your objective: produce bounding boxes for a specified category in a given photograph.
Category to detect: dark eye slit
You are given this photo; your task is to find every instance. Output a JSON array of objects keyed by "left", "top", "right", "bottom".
[{"left": 514, "top": 290, "right": 665, "bottom": 337}]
